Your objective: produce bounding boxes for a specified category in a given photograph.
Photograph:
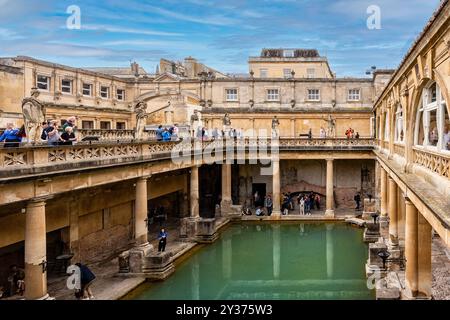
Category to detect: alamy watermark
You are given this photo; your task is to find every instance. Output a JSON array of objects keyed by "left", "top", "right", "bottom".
[
  {"left": 66, "top": 264, "right": 81, "bottom": 290},
  {"left": 66, "top": 5, "right": 81, "bottom": 30},
  {"left": 367, "top": 5, "right": 381, "bottom": 30}
]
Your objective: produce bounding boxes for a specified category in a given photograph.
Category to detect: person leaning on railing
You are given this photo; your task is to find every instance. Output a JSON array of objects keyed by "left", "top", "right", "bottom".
[
  {"left": 60, "top": 126, "right": 77, "bottom": 145},
  {"left": 0, "top": 123, "right": 22, "bottom": 148}
]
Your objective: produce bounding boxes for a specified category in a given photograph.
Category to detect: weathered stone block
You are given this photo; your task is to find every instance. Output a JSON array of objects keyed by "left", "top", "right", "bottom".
[
  {"left": 143, "top": 251, "right": 175, "bottom": 280},
  {"left": 195, "top": 218, "right": 218, "bottom": 243},
  {"left": 363, "top": 222, "right": 381, "bottom": 243}
]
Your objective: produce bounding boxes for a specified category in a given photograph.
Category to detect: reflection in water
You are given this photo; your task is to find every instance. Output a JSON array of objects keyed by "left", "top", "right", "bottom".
[{"left": 127, "top": 223, "right": 374, "bottom": 300}]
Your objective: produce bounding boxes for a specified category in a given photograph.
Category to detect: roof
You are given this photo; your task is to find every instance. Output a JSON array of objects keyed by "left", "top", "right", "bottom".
[
  {"left": 84, "top": 66, "right": 148, "bottom": 77},
  {"left": 260, "top": 48, "right": 320, "bottom": 58}
]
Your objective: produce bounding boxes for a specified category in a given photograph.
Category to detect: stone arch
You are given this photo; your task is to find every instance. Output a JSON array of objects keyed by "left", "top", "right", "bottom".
[
  {"left": 433, "top": 68, "right": 450, "bottom": 117},
  {"left": 406, "top": 79, "right": 433, "bottom": 147}
]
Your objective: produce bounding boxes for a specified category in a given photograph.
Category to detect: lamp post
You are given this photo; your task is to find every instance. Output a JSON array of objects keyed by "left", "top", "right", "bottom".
[
  {"left": 377, "top": 249, "right": 391, "bottom": 270},
  {"left": 371, "top": 210, "right": 380, "bottom": 224}
]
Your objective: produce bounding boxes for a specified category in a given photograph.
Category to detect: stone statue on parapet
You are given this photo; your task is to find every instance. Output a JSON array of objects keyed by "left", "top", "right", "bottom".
[
  {"left": 272, "top": 116, "right": 280, "bottom": 138},
  {"left": 22, "top": 87, "right": 45, "bottom": 144},
  {"left": 223, "top": 113, "right": 231, "bottom": 126},
  {"left": 324, "top": 114, "right": 336, "bottom": 138},
  {"left": 134, "top": 100, "right": 148, "bottom": 140}
]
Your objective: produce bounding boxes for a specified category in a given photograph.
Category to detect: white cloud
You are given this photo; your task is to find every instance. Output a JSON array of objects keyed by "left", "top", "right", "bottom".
[
  {"left": 81, "top": 24, "right": 184, "bottom": 36},
  {"left": 0, "top": 27, "right": 24, "bottom": 40}
]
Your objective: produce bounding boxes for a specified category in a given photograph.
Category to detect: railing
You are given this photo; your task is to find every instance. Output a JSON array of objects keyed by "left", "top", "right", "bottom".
[
  {"left": 0, "top": 138, "right": 376, "bottom": 177},
  {"left": 278, "top": 137, "right": 375, "bottom": 148},
  {"left": 413, "top": 147, "right": 450, "bottom": 179},
  {"left": 394, "top": 143, "right": 405, "bottom": 158},
  {"left": 77, "top": 129, "right": 156, "bottom": 141}
]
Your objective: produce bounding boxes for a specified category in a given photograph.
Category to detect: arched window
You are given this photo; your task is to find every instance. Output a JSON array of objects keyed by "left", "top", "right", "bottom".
[
  {"left": 394, "top": 105, "right": 404, "bottom": 143},
  {"left": 414, "top": 82, "right": 450, "bottom": 152},
  {"left": 384, "top": 110, "right": 390, "bottom": 141}
]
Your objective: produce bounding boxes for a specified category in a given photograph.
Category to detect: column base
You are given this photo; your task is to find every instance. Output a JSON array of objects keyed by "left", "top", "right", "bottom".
[
  {"left": 271, "top": 210, "right": 281, "bottom": 218},
  {"left": 325, "top": 209, "right": 335, "bottom": 217},
  {"left": 379, "top": 215, "right": 389, "bottom": 228},
  {"left": 401, "top": 287, "right": 418, "bottom": 300},
  {"left": 220, "top": 199, "right": 232, "bottom": 216}
]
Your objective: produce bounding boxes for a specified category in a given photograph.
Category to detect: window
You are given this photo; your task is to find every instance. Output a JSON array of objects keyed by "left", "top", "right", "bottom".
[
  {"left": 116, "top": 89, "right": 125, "bottom": 101},
  {"left": 100, "top": 86, "right": 109, "bottom": 99},
  {"left": 307, "top": 89, "right": 320, "bottom": 101},
  {"left": 395, "top": 105, "right": 404, "bottom": 143},
  {"left": 225, "top": 88, "right": 238, "bottom": 101},
  {"left": 61, "top": 79, "right": 72, "bottom": 94},
  {"left": 283, "top": 69, "right": 292, "bottom": 79},
  {"left": 307, "top": 68, "right": 315, "bottom": 79},
  {"left": 267, "top": 89, "right": 279, "bottom": 101},
  {"left": 116, "top": 122, "right": 126, "bottom": 130},
  {"left": 37, "top": 75, "right": 50, "bottom": 91},
  {"left": 82, "top": 83, "right": 92, "bottom": 96},
  {"left": 260, "top": 69, "right": 268, "bottom": 78},
  {"left": 82, "top": 120, "right": 94, "bottom": 129},
  {"left": 348, "top": 89, "right": 361, "bottom": 101},
  {"left": 414, "top": 82, "right": 450, "bottom": 151},
  {"left": 284, "top": 50, "right": 295, "bottom": 57},
  {"left": 100, "top": 121, "right": 111, "bottom": 130},
  {"left": 384, "top": 110, "right": 390, "bottom": 141}
]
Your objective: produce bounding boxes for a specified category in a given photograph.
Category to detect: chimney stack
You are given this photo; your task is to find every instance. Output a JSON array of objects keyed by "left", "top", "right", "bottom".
[{"left": 131, "top": 62, "right": 140, "bottom": 77}]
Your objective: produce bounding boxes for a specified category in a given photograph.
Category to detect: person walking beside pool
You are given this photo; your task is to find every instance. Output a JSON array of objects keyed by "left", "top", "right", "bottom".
[
  {"left": 299, "top": 197, "right": 305, "bottom": 215},
  {"left": 304, "top": 195, "right": 310, "bottom": 215},
  {"left": 158, "top": 228, "right": 168, "bottom": 252},
  {"left": 264, "top": 194, "right": 273, "bottom": 216},
  {"left": 354, "top": 192, "right": 361, "bottom": 211}
]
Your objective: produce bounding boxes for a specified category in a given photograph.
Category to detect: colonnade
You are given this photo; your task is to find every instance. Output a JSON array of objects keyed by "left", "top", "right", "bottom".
[{"left": 379, "top": 165, "right": 433, "bottom": 299}]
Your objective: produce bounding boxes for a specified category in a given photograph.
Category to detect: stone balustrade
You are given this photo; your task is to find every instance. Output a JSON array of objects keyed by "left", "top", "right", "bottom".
[
  {"left": 0, "top": 138, "right": 376, "bottom": 178},
  {"left": 77, "top": 129, "right": 156, "bottom": 141},
  {"left": 413, "top": 147, "right": 450, "bottom": 179},
  {"left": 394, "top": 143, "right": 405, "bottom": 158}
]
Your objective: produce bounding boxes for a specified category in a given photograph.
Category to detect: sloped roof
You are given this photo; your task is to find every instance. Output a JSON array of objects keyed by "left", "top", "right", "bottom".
[{"left": 84, "top": 66, "right": 148, "bottom": 77}]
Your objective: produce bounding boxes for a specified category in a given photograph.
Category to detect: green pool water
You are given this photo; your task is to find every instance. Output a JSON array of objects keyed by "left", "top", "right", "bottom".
[{"left": 125, "top": 223, "right": 375, "bottom": 300}]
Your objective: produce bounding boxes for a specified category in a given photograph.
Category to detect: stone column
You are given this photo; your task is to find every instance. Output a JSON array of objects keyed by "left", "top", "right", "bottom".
[
  {"left": 25, "top": 198, "right": 48, "bottom": 300},
  {"left": 417, "top": 213, "right": 432, "bottom": 299},
  {"left": 325, "top": 159, "right": 335, "bottom": 217},
  {"left": 388, "top": 177, "right": 398, "bottom": 247},
  {"left": 190, "top": 165, "right": 200, "bottom": 218},
  {"left": 404, "top": 198, "right": 418, "bottom": 298},
  {"left": 221, "top": 164, "right": 232, "bottom": 215},
  {"left": 380, "top": 167, "right": 388, "bottom": 218},
  {"left": 135, "top": 177, "right": 149, "bottom": 245},
  {"left": 398, "top": 188, "right": 406, "bottom": 243},
  {"left": 272, "top": 160, "right": 281, "bottom": 216},
  {"left": 272, "top": 224, "right": 281, "bottom": 279},
  {"left": 326, "top": 224, "right": 334, "bottom": 279}
]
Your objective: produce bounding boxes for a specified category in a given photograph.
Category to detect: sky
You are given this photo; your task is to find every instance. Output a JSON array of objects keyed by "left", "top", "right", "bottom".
[{"left": 0, "top": 0, "right": 442, "bottom": 77}]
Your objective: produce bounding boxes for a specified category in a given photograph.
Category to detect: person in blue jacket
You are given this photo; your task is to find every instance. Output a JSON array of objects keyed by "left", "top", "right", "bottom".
[
  {"left": 162, "top": 128, "right": 171, "bottom": 142},
  {"left": 158, "top": 228, "right": 168, "bottom": 252},
  {"left": 0, "top": 123, "right": 21, "bottom": 148},
  {"left": 75, "top": 263, "right": 96, "bottom": 300}
]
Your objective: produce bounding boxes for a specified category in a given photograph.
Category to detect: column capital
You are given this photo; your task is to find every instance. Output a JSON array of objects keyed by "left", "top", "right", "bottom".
[
  {"left": 27, "top": 196, "right": 52, "bottom": 207},
  {"left": 326, "top": 158, "right": 334, "bottom": 162},
  {"left": 137, "top": 175, "right": 151, "bottom": 182}
]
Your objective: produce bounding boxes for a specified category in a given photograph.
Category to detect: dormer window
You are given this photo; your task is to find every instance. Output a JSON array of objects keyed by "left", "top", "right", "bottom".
[{"left": 284, "top": 50, "right": 295, "bottom": 58}]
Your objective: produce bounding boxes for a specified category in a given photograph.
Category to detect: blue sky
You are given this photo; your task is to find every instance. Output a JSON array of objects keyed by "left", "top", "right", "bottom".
[{"left": 0, "top": 0, "right": 442, "bottom": 77}]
